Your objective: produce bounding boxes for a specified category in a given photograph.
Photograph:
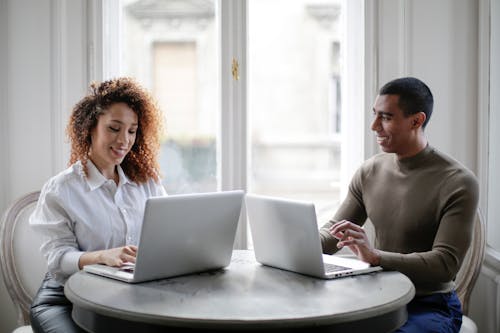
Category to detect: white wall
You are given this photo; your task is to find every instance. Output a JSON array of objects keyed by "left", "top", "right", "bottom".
[
  {"left": 0, "top": 0, "right": 88, "bottom": 205},
  {"left": 0, "top": 0, "right": 8, "bottom": 217},
  {"left": 1, "top": 1, "right": 52, "bottom": 331},
  {"left": 0, "top": 0, "right": 88, "bottom": 331},
  {"left": 5, "top": 0, "right": 53, "bottom": 199},
  {"left": 374, "top": 0, "right": 478, "bottom": 171},
  {"left": 0, "top": 0, "right": 495, "bottom": 332},
  {"left": 0, "top": 1, "right": 18, "bottom": 330},
  {"left": 375, "top": 2, "right": 499, "bottom": 332}
]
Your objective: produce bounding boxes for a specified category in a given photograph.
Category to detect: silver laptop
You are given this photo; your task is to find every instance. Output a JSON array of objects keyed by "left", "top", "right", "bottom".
[
  {"left": 83, "top": 190, "right": 244, "bottom": 283},
  {"left": 245, "top": 194, "right": 382, "bottom": 279}
]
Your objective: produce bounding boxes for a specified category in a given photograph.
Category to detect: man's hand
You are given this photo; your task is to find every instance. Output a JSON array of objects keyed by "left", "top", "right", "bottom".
[{"left": 329, "top": 220, "right": 381, "bottom": 266}]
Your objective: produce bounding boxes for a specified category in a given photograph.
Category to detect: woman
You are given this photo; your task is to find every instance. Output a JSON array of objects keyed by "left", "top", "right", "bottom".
[{"left": 29, "top": 77, "right": 166, "bottom": 333}]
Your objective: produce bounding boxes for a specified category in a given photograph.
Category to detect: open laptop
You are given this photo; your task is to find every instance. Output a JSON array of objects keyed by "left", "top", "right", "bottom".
[
  {"left": 83, "top": 190, "right": 244, "bottom": 283},
  {"left": 245, "top": 194, "right": 382, "bottom": 279}
]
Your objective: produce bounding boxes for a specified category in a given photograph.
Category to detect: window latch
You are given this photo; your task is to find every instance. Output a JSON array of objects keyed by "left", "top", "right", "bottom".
[{"left": 232, "top": 57, "right": 240, "bottom": 81}]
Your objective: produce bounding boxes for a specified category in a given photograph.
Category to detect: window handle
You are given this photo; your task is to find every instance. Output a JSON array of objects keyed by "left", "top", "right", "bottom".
[{"left": 232, "top": 57, "right": 240, "bottom": 81}]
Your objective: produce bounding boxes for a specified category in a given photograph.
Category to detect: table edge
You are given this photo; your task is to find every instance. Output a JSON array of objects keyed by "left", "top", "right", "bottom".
[{"left": 65, "top": 271, "right": 415, "bottom": 329}]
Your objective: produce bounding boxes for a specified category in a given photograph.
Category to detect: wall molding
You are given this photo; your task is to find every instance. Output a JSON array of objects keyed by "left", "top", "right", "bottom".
[
  {"left": 363, "top": 0, "right": 411, "bottom": 159},
  {"left": 485, "top": 0, "right": 500, "bottom": 252},
  {"left": 363, "top": 0, "right": 379, "bottom": 159},
  {"left": 478, "top": 0, "right": 490, "bottom": 221},
  {"left": 87, "top": 0, "right": 104, "bottom": 82},
  {"left": 49, "top": 0, "right": 92, "bottom": 174},
  {"left": 50, "top": 0, "right": 67, "bottom": 175},
  {"left": 480, "top": 257, "right": 500, "bottom": 331},
  {"left": 398, "top": 0, "right": 410, "bottom": 76},
  {"left": 472, "top": 4, "right": 497, "bottom": 332},
  {"left": 0, "top": 0, "right": 10, "bottom": 213},
  {"left": 485, "top": 247, "right": 500, "bottom": 270}
]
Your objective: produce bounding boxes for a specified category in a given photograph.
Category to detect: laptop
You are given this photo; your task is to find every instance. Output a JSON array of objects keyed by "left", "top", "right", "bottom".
[
  {"left": 83, "top": 190, "right": 244, "bottom": 283},
  {"left": 245, "top": 194, "right": 382, "bottom": 279}
]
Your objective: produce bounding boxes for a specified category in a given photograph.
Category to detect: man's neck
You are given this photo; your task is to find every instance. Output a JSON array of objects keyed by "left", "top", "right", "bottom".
[{"left": 396, "top": 137, "right": 428, "bottom": 160}]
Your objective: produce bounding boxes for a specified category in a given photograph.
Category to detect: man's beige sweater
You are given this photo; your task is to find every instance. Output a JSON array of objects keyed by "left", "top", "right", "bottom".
[{"left": 320, "top": 145, "right": 479, "bottom": 295}]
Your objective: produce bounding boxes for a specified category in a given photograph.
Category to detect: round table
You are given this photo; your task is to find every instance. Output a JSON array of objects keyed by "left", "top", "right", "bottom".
[{"left": 65, "top": 250, "right": 415, "bottom": 332}]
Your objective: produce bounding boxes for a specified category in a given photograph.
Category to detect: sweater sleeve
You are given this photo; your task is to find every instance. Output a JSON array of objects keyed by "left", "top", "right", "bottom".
[
  {"left": 320, "top": 167, "right": 368, "bottom": 254},
  {"left": 378, "top": 171, "right": 479, "bottom": 285}
]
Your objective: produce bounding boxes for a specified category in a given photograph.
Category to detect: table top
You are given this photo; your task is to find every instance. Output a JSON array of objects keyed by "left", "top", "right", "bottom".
[{"left": 65, "top": 250, "right": 415, "bottom": 331}]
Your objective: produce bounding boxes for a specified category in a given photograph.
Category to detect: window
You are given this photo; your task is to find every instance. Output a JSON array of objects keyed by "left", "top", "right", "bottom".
[
  {"left": 104, "top": 0, "right": 364, "bottom": 247},
  {"left": 120, "top": 0, "right": 218, "bottom": 193},
  {"left": 247, "top": 0, "right": 343, "bottom": 225}
]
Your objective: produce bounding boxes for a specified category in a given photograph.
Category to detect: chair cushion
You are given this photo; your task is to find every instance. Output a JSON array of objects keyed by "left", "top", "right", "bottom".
[
  {"left": 459, "top": 315, "right": 477, "bottom": 333},
  {"left": 13, "top": 326, "right": 33, "bottom": 333}
]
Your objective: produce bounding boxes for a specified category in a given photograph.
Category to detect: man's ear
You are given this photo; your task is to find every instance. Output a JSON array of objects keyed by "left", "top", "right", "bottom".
[{"left": 412, "top": 112, "right": 426, "bottom": 129}]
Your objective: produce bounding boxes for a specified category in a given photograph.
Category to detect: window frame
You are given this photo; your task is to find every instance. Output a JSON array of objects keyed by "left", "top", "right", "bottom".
[
  {"left": 219, "top": 0, "right": 249, "bottom": 248},
  {"left": 96, "top": 0, "right": 367, "bottom": 250}
]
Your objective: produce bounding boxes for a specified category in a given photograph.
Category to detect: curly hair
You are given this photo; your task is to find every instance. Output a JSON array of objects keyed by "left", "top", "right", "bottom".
[{"left": 67, "top": 77, "right": 164, "bottom": 183}]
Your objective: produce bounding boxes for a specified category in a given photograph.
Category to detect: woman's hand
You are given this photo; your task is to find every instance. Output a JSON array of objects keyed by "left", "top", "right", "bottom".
[
  {"left": 78, "top": 245, "right": 138, "bottom": 269},
  {"left": 329, "top": 220, "right": 381, "bottom": 266}
]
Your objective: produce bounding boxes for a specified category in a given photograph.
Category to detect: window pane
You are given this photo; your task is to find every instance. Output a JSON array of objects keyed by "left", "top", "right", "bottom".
[
  {"left": 248, "top": 0, "right": 343, "bottom": 226},
  {"left": 120, "top": 0, "right": 218, "bottom": 194}
]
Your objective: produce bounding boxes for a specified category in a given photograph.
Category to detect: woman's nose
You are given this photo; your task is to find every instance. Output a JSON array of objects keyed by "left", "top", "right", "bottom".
[{"left": 117, "top": 131, "right": 130, "bottom": 144}]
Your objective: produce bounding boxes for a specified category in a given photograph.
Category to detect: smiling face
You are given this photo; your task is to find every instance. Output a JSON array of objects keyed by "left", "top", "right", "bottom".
[
  {"left": 89, "top": 102, "right": 138, "bottom": 179},
  {"left": 371, "top": 94, "right": 426, "bottom": 159}
]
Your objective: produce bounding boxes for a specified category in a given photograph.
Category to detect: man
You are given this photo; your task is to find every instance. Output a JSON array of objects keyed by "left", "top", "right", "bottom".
[{"left": 320, "top": 77, "right": 478, "bottom": 332}]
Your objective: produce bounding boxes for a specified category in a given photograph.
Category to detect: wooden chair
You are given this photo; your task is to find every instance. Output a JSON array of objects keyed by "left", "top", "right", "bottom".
[
  {"left": 456, "top": 210, "right": 486, "bottom": 333},
  {"left": 0, "top": 191, "right": 45, "bottom": 333}
]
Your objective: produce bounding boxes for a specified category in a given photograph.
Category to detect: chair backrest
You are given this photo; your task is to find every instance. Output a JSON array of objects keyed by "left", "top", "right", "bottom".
[
  {"left": 364, "top": 211, "right": 485, "bottom": 316},
  {"left": 0, "top": 191, "right": 46, "bottom": 326},
  {"left": 455, "top": 210, "right": 486, "bottom": 315}
]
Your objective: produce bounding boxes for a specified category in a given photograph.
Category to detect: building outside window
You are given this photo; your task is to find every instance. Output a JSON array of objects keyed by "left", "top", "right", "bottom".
[{"left": 115, "top": 0, "right": 361, "bottom": 244}]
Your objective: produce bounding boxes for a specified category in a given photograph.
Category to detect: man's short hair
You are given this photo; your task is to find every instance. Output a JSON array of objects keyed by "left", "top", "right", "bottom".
[{"left": 379, "top": 77, "right": 434, "bottom": 128}]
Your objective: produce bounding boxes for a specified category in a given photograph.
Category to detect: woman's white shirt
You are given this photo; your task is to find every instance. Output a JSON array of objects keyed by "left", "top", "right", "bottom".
[{"left": 30, "top": 160, "right": 167, "bottom": 284}]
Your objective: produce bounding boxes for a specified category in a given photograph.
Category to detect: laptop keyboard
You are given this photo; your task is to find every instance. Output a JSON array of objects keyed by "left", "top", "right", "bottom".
[
  {"left": 119, "top": 263, "right": 135, "bottom": 273},
  {"left": 324, "top": 263, "right": 349, "bottom": 273}
]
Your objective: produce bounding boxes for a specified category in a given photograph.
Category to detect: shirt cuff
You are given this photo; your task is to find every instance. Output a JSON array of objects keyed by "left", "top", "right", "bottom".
[{"left": 60, "top": 250, "right": 85, "bottom": 275}]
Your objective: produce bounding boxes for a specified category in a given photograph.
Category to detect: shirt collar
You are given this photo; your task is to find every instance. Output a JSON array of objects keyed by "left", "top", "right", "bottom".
[
  {"left": 85, "top": 160, "right": 134, "bottom": 191},
  {"left": 395, "top": 144, "right": 434, "bottom": 171},
  {"left": 116, "top": 163, "right": 134, "bottom": 187}
]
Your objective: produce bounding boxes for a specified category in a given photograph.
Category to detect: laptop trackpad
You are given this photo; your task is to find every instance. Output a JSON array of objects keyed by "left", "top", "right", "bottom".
[{"left": 322, "top": 254, "right": 371, "bottom": 269}]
